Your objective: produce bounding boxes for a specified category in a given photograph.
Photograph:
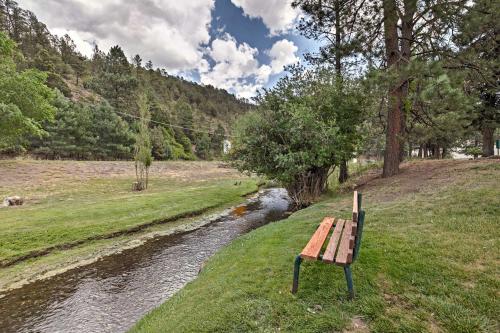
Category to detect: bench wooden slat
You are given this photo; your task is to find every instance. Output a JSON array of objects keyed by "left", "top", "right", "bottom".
[
  {"left": 352, "top": 191, "right": 359, "bottom": 222},
  {"left": 322, "top": 219, "right": 345, "bottom": 263},
  {"left": 300, "top": 217, "right": 334, "bottom": 260},
  {"left": 335, "top": 219, "right": 355, "bottom": 266}
]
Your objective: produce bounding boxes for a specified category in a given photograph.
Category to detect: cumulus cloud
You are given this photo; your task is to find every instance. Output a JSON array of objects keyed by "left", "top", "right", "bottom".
[
  {"left": 230, "top": 0, "right": 300, "bottom": 35},
  {"left": 200, "top": 35, "right": 299, "bottom": 98},
  {"left": 268, "top": 39, "right": 299, "bottom": 73},
  {"left": 18, "top": 0, "right": 214, "bottom": 73},
  {"left": 200, "top": 34, "right": 262, "bottom": 99}
]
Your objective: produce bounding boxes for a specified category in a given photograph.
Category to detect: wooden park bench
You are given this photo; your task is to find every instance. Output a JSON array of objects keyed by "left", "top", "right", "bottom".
[{"left": 291, "top": 191, "right": 365, "bottom": 299}]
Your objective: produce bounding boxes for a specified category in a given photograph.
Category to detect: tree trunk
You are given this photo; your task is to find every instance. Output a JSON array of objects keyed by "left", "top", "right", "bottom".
[
  {"left": 418, "top": 145, "right": 423, "bottom": 158},
  {"left": 334, "top": 0, "right": 348, "bottom": 184},
  {"left": 398, "top": 0, "right": 416, "bottom": 163},
  {"left": 286, "top": 167, "right": 330, "bottom": 208},
  {"left": 334, "top": 0, "right": 342, "bottom": 78},
  {"left": 382, "top": 0, "right": 403, "bottom": 178},
  {"left": 338, "top": 159, "right": 348, "bottom": 184},
  {"left": 482, "top": 126, "right": 495, "bottom": 157}
]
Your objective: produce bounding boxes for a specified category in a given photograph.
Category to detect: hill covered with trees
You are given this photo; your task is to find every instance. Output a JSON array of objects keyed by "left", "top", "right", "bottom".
[{"left": 0, "top": 0, "right": 251, "bottom": 160}]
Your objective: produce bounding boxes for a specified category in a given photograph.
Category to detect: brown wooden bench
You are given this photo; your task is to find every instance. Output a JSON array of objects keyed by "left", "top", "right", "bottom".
[{"left": 291, "top": 191, "right": 365, "bottom": 299}]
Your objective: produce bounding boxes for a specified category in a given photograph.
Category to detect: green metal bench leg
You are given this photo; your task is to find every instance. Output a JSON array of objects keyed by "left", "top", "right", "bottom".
[
  {"left": 344, "top": 265, "right": 354, "bottom": 299},
  {"left": 291, "top": 255, "right": 302, "bottom": 294}
]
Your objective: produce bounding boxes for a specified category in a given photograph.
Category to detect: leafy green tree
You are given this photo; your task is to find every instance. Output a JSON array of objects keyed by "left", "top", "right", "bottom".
[
  {"left": 195, "top": 133, "right": 211, "bottom": 160},
  {"left": 0, "top": 31, "right": 55, "bottom": 151},
  {"left": 211, "top": 124, "right": 226, "bottom": 157},
  {"left": 231, "top": 66, "right": 364, "bottom": 207},
  {"left": 134, "top": 93, "right": 153, "bottom": 190},
  {"left": 151, "top": 126, "right": 169, "bottom": 160},
  {"left": 174, "top": 128, "right": 195, "bottom": 160},
  {"left": 177, "top": 100, "right": 195, "bottom": 140}
]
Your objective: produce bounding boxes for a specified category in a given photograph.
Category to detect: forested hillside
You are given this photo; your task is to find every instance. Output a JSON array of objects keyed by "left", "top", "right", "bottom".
[{"left": 0, "top": 0, "right": 251, "bottom": 160}]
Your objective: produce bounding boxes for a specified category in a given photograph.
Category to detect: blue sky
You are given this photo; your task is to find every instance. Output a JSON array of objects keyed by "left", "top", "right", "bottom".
[
  {"left": 201, "top": 0, "right": 318, "bottom": 92},
  {"left": 18, "top": 0, "right": 320, "bottom": 98}
]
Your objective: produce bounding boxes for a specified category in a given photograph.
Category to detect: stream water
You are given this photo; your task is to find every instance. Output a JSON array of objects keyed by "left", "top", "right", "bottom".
[{"left": 0, "top": 188, "right": 291, "bottom": 333}]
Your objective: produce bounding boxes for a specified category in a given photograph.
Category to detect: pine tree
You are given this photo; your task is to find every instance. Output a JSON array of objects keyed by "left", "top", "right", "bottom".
[{"left": 87, "top": 45, "right": 138, "bottom": 115}]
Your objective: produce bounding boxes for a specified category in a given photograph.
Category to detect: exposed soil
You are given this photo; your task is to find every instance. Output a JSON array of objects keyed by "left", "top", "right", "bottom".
[{"left": 353, "top": 158, "right": 497, "bottom": 203}]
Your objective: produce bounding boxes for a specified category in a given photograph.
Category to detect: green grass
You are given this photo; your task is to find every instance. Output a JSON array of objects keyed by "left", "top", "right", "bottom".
[
  {"left": 131, "top": 160, "right": 499, "bottom": 333},
  {"left": 0, "top": 176, "right": 257, "bottom": 265}
]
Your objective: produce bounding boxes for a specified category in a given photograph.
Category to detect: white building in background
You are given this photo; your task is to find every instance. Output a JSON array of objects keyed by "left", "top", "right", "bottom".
[{"left": 223, "top": 140, "right": 232, "bottom": 154}]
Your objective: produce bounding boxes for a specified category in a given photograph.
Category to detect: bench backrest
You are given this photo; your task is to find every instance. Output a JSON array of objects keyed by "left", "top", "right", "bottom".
[{"left": 352, "top": 191, "right": 365, "bottom": 262}]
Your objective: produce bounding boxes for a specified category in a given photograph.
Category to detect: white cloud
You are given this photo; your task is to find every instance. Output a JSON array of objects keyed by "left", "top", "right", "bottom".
[
  {"left": 200, "top": 34, "right": 264, "bottom": 99},
  {"left": 268, "top": 39, "right": 299, "bottom": 73},
  {"left": 18, "top": 0, "right": 214, "bottom": 73},
  {"left": 200, "top": 35, "right": 299, "bottom": 98},
  {"left": 230, "top": 0, "right": 300, "bottom": 35}
]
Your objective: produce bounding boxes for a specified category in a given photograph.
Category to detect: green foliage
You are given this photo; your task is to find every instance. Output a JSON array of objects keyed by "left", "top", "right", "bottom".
[
  {"left": 173, "top": 129, "right": 196, "bottom": 160},
  {"left": 31, "top": 92, "right": 134, "bottom": 159},
  {"left": 46, "top": 72, "right": 72, "bottom": 97},
  {"left": 408, "top": 65, "right": 474, "bottom": 150},
  {"left": 463, "top": 146, "right": 482, "bottom": 158},
  {"left": 231, "top": 66, "right": 364, "bottom": 206},
  {"left": 0, "top": 31, "right": 56, "bottom": 150},
  {"left": 211, "top": 124, "right": 226, "bottom": 157},
  {"left": 195, "top": 133, "right": 212, "bottom": 160},
  {"left": 134, "top": 93, "right": 153, "bottom": 189},
  {"left": 86, "top": 45, "right": 138, "bottom": 115},
  {"left": 177, "top": 100, "right": 195, "bottom": 140}
]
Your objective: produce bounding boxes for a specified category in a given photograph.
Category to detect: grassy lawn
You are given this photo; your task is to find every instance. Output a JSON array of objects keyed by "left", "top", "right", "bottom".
[
  {"left": 0, "top": 160, "right": 257, "bottom": 267},
  {"left": 131, "top": 159, "right": 499, "bottom": 333}
]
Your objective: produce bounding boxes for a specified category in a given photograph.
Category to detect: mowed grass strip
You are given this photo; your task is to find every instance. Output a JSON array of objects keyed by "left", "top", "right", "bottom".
[
  {"left": 131, "top": 160, "right": 499, "bottom": 333},
  {"left": 0, "top": 177, "right": 257, "bottom": 265}
]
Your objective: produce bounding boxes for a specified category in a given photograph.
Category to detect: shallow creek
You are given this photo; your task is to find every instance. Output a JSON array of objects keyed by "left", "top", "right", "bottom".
[{"left": 0, "top": 188, "right": 291, "bottom": 333}]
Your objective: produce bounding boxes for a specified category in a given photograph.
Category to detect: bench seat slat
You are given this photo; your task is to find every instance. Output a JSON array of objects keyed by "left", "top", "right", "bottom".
[
  {"left": 335, "top": 219, "right": 355, "bottom": 266},
  {"left": 322, "top": 219, "right": 345, "bottom": 263},
  {"left": 300, "top": 217, "right": 334, "bottom": 260}
]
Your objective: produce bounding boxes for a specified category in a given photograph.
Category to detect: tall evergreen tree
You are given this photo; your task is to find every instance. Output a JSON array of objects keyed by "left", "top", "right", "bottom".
[
  {"left": 87, "top": 45, "right": 138, "bottom": 115},
  {"left": 453, "top": 0, "right": 499, "bottom": 156}
]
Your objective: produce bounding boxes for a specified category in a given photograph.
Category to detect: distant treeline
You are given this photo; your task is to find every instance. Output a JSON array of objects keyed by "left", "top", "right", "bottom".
[{"left": 0, "top": 0, "right": 250, "bottom": 160}]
